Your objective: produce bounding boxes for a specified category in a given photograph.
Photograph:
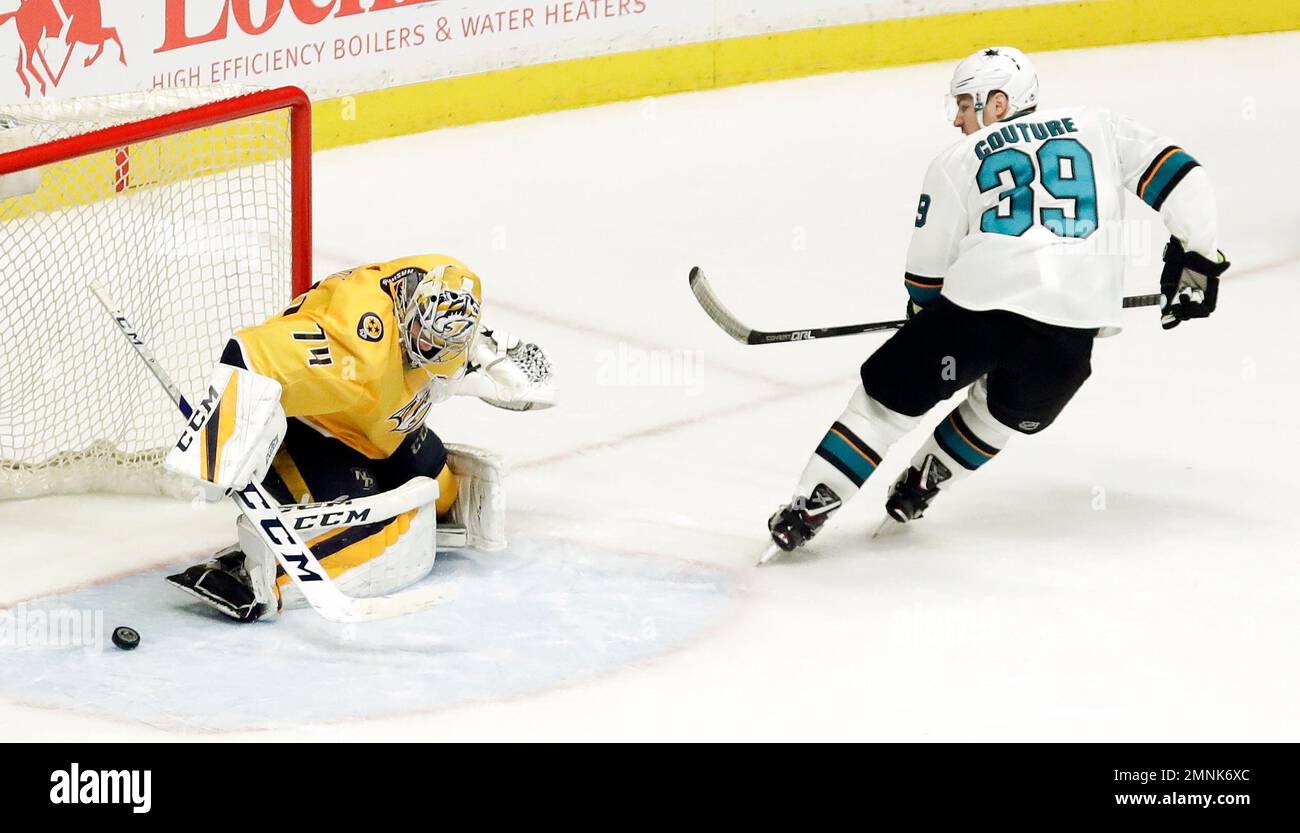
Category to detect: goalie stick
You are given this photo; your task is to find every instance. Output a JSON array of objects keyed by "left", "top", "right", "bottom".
[
  {"left": 689, "top": 267, "right": 1164, "bottom": 345},
  {"left": 90, "top": 281, "right": 457, "bottom": 624},
  {"left": 275, "top": 492, "right": 470, "bottom": 550}
]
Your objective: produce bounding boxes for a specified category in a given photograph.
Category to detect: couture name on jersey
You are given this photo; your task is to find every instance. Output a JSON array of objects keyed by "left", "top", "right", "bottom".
[{"left": 974, "top": 117, "right": 1079, "bottom": 160}]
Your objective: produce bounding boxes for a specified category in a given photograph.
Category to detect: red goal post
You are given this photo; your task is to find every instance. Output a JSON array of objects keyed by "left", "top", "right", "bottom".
[
  {"left": 0, "top": 86, "right": 313, "bottom": 295},
  {"left": 0, "top": 86, "right": 314, "bottom": 499}
]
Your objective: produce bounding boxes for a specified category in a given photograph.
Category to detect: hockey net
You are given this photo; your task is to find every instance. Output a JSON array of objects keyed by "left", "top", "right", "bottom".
[{"left": 0, "top": 86, "right": 312, "bottom": 500}]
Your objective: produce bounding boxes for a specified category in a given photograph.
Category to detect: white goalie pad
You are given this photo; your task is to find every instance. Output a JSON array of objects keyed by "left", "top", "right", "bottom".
[
  {"left": 446, "top": 443, "right": 508, "bottom": 551},
  {"left": 240, "top": 477, "right": 442, "bottom": 613}
]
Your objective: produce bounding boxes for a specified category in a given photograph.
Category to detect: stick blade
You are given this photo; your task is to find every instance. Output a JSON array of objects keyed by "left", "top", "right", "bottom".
[
  {"left": 328, "top": 582, "right": 460, "bottom": 623},
  {"left": 688, "top": 266, "right": 753, "bottom": 344}
]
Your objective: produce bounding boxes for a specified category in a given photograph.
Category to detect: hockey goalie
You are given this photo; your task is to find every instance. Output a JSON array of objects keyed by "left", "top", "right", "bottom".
[{"left": 163, "top": 255, "right": 555, "bottom": 622}]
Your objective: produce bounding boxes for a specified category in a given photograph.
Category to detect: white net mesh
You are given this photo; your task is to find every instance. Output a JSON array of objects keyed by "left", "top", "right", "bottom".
[{"left": 0, "top": 88, "right": 300, "bottom": 500}]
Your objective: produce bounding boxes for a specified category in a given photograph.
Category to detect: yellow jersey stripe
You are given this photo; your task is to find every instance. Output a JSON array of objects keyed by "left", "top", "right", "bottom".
[{"left": 271, "top": 451, "right": 314, "bottom": 505}]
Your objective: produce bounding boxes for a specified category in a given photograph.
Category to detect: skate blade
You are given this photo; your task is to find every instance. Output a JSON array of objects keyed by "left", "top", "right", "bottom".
[
  {"left": 756, "top": 543, "right": 783, "bottom": 566},
  {"left": 871, "top": 515, "right": 906, "bottom": 539},
  {"left": 165, "top": 578, "right": 251, "bottom": 621}
]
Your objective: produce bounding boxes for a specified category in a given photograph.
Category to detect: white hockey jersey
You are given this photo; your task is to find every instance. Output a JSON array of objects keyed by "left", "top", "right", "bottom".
[{"left": 904, "top": 106, "right": 1219, "bottom": 331}]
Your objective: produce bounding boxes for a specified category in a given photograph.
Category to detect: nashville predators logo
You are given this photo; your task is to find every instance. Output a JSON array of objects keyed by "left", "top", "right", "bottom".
[
  {"left": 388, "top": 390, "right": 432, "bottom": 434},
  {"left": 358, "top": 312, "right": 384, "bottom": 342},
  {"left": 351, "top": 468, "right": 377, "bottom": 492}
]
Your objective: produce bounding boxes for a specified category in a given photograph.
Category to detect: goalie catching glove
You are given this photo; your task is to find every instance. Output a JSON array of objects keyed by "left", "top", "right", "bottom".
[
  {"left": 163, "top": 364, "right": 286, "bottom": 501},
  {"left": 456, "top": 325, "right": 556, "bottom": 411}
]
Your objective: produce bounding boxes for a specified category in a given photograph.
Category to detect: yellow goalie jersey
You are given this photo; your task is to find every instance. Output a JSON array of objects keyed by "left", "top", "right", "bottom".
[{"left": 227, "top": 254, "right": 481, "bottom": 459}]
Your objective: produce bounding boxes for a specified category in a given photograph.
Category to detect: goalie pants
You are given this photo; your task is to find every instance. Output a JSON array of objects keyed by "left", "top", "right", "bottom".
[{"left": 262, "top": 419, "right": 456, "bottom": 513}]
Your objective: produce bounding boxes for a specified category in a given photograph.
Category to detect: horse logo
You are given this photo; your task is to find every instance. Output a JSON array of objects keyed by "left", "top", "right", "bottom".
[{"left": 0, "top": 0, "right": 126, "bottom": 98}]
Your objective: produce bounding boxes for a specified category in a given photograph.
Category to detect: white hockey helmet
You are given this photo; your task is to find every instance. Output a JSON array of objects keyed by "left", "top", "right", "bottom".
[{"left": 947, "top": 46, "right": 1039, "bottom": 127}]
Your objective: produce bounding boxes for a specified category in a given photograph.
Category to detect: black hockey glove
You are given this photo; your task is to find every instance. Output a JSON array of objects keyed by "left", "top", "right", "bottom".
[
  {"left": 906, "top": 300, "right": 924, "bottom": 320},
  {"left": 1160, "top": 236, "right": 1229, "bottom": 330}
]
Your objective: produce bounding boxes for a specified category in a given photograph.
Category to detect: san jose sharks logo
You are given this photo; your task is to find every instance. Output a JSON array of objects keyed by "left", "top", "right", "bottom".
[
  {"left": 983, "top": 47, "right": 1021, "bottom": 69},
  {"left": 387, "top": 389, "right": 433, "bottom": 434}
]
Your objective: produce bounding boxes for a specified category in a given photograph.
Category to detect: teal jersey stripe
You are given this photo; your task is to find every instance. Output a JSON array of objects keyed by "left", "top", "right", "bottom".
[
  {"left": 906, "top": 283, "right": 942, "bottom": 305},
  {"left": 1142, "top": 150, "right": 1198, "bottom": 209},
  {"left": 819, "top": 431, "right": 877, "bottom": 483},
  {"left": 934, "top": 417, "right": 992, "bottom": 471},
  {"left": 904, "top": 273, "right": 943, "bottom": 305}
]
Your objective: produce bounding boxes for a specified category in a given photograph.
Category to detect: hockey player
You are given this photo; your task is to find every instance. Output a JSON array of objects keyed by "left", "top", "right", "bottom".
[
  {"left": 768, "top": 46, "right": 1229, "bottom": 554},
  {"left": 164, "top": 254, "right": 556, "bottom": 621}
]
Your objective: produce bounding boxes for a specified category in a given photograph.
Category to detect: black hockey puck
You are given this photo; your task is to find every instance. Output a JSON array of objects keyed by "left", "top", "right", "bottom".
[{"left": 111, "top": 626, "right": 140, "bottom": 651}]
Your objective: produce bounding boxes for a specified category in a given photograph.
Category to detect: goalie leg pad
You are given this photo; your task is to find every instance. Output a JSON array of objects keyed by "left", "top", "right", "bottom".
[
  {"left": 239, "top": 477, "right": 442, "bottom": 611},
  {"left": 446, "top": 443, "right": 508, "bottom": 551}
]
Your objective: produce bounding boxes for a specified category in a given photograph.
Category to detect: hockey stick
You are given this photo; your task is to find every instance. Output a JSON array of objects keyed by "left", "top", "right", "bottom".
[
  {"left": 275, "top": 488, "right": 470, "bottom": 550},
  {"left": 89, "top": 281, "right": 457, "bottom": 623},
  {"left": 689, "top": 267, "right": 1164, "bottom": 345}
]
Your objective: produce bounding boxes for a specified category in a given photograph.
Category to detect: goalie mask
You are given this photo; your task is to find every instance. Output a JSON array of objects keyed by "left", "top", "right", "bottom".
[{"left": 392, "top": 263, "right": 483, "bottom": 369}]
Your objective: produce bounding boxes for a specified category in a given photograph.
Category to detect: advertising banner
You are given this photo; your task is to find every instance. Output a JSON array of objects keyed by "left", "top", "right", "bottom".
[{"left": 0, "top": 0, "right": 1059, "bottom": 103}]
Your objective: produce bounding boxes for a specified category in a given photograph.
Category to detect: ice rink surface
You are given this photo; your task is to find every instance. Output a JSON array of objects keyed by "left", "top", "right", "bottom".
[{"left": 2, "top": 32, "right": 1298, "bottom": 741}]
